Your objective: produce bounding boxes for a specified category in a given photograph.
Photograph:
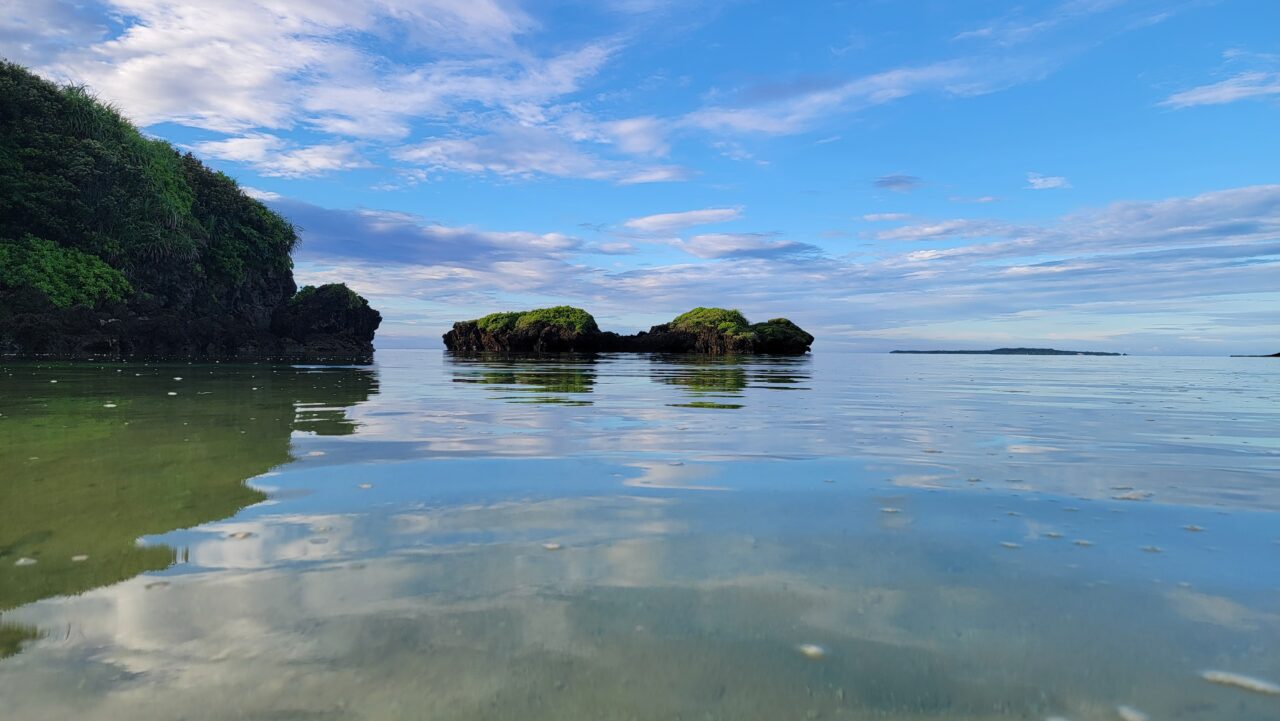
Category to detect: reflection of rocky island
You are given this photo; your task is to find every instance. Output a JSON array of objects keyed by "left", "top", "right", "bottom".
[
  {"left": 450, "top": 355, "right": 597, "bottom": 405},
  {"left": 0, "top": 362, "right": 377, "bottom": 658},
  {"left": 444, "top": 307, "right": 813, "bottom": 355},
  {"left": 0, "top": 63, "right": 380, "bottom": 362},
  {"left": 891, "top": 348, "right": 1123, "bottom": 356},
  {"left": 1230, "top": 352, "right": 1280, "bottom": 357}
]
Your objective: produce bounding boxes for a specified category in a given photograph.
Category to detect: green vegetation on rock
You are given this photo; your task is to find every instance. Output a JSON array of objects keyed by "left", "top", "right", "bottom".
[
  {"left": 670, "top": 307, "right": 751, "bottom": 336},
  {"left": 0, "top": 61, "right": 378, "bottom": 358},
  {"left": 446, "top": 305, "right": 813, "bottom": 354},
  {"left": 473, "top": 306, "right": 598, "bottom": 334},
  {"left": 0, "top": 234, "right": 132, "bottom": 307}
]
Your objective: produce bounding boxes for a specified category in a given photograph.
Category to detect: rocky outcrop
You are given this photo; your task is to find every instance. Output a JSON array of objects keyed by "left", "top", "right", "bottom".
[
  {"left": 444, "top": 306, "right": 813, "bottom": 355},
  {"left": 0, "top": 62, "right": 380, "bottom": 362},
  {"left": 271, "top": 284, "right": 382, "bottom": 361}
]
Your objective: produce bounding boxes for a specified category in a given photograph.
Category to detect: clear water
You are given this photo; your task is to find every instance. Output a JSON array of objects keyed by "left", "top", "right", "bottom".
[{"left": 1, "top": 351, "right": 1278, "bottom": 720}]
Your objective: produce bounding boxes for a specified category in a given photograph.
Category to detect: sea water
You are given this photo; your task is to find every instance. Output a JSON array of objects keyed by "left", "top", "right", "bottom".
[{"left": 1, "top": 350, "right": 1277, "bottom": 720}]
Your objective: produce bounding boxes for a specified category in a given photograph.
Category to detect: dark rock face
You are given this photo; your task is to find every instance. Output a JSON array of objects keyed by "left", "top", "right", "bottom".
[
  {"left": 271, "top": 284, "right": 382, "bottom": 361},
  {"left": 444, "top": 321, "right": 597, "bottom": 353},
  {"left": 443, "top": 309, "right": 813, "bottom": 355},
  {"left": 0, "top": 282, "right": 381, "bottom": 362}
]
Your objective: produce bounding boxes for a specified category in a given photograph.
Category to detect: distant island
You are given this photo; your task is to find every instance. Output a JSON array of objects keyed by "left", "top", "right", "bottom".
[
  {"left": 444, "top": 306, "right": 813, "bottom": 355},
  {"left": 891, "top": 348, "right": 1124, "bottom": 356},
  {"left": 0, "top": 62, "right": 380, "bottom": 362},
  {"left": 1230, "top": 352, "right": 1280, "bottom": 357}
]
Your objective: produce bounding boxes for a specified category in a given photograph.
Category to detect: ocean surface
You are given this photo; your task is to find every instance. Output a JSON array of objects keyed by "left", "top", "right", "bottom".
[{"left": 1, "top": 350, "right": 1278, "bottom": 720}]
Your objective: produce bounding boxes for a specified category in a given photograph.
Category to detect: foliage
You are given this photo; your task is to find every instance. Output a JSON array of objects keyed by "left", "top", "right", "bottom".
[
  {"left": 0, "top": 234, "right": 131, "bottom": 307},
  {"left": 473, "top": 311, "right": 524, "bottom": 333},
  {"left": 748, "top": 318, "right": 814, "bottom": 347},
  {"left": 473, "top": 306, "right": 599, "bottom": 334},
  {"left": 670, "top": 307, "right": 751, "bottom": 336},
  {"left": 0, "top": 61, "right": 298, "bottom": 314},
  {"left": 293, "top": 284, "right": 365, "bottom": 310}
]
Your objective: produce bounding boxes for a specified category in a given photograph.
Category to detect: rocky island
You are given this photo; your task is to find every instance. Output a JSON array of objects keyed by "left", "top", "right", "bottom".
[
  {"left": 891, "top": 348, "right": 1123, "bottom": 356},
  {"left": 444, "top": 306, "right": 813, "bottom": 355},
  {"left": 0, "top": 62, "right": 380, "bottom": 362}
]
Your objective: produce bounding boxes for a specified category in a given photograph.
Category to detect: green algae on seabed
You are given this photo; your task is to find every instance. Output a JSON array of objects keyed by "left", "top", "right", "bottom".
[
  {"left": 0, "top": 621, "right": 39, "bottom": 660},
  {"left": 0, "top": 363, "right": 375, "bottom": 616}
]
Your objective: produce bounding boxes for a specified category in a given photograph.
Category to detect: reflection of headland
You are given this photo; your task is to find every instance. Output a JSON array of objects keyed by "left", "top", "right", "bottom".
[{"left": 0, "top": 362, "right": 379, "bottom": 658}]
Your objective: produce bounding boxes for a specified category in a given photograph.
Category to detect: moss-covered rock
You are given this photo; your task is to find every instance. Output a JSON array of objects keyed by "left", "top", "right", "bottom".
[
  {"left": 444, "top": 306, "right": 813, "bottom": 355},
  {"left": 444, "top": 306, "right": 601, "bottom": 352}
]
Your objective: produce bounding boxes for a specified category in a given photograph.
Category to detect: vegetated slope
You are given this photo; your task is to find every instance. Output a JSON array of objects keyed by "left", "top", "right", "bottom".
[{"left": 0, "top": 61, "right": 379, "bottom": 360}]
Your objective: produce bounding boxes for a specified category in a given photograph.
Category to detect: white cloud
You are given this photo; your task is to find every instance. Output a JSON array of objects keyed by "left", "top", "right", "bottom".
[
  {"left": 5, "top": 0, "right": 642, "bottom": 184},
  {"left": 393, "top": 126, "right": 686, "bottom": 184},
  {"left": 680, "top": 233, "right": 814, "bottom": 259},
  {"left": 603, "top": 116, "right": 669, "bottom": 156},
  {"left": 1026, "top": 172, "right": 1071, "bottom": 190},
  {"left": 623, "top": 207, "right": 742, "bottom": 233},
  {"left": 1161, "top": 71, "right": 1280, "bottom": 108},
  {"left": 190, "top": 134, "right": 368, "bottom": 178},
  {"left": 241, "top": 186, "right": 282, "bottom": 201}
]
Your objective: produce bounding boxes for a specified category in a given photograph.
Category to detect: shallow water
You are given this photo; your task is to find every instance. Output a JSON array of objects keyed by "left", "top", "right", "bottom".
[{"left": 1, "top": 350, "right": 1278, "bottom": 720}]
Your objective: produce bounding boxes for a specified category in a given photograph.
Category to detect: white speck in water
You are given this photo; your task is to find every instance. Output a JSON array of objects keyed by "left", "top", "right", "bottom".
[
  {"left": 307, "top": 451, "right": 325, "bottom": 457},
  {"left": 357, "top": 483, "right": 373, "bottom": 489},
  {"left": 541, "top": 543, "right": 563, "bottom": 551},
  {"left": 1116, "top": 705, "right": 1148, "bottom": 721},
  {"left": 1183, "top": 524, "right": 1204, "bottom": 532},
  {"left": 167, "top": 391, "right": 177, "bottom": 396},
  {"left": 49, "top": 379, "right": 57, "bottom": 383},
  {"left": 880, "top": 507, "right": 901, "bottom": 514},
  {"left": 797, "top": 644, "right": 826, "bottom": 659},
  {"left": 14, "top": 557, "right": 37, "bottom": 567},
  {"left": 103, "top": 403, "right": 117, "bottom": 408},
  {"left": 227, "top": 531, "right": 254, "bottom": 540},
  {"left": 71, "top": 554, "right": 89, "bottom": 562},
  {"left": 1043, "top": 531, "right": 1063, "bottom": 539},
  {"left": 1201, "top": 670, "right": 1280, "bottom": 695},
  {"left": 1000, "top": 542, "right": 1021, "bottom": 549},
  {"left": 173, "top": 377, "right": 183, "bottom": 381},
  {"left": 1112, "top": 490, "right": 1153, "bottom": 501}
]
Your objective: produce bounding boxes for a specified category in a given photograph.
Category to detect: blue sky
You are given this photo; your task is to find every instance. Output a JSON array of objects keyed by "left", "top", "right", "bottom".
[{"left": 2, "top": 0, "right": 1278, "bottom": 353}]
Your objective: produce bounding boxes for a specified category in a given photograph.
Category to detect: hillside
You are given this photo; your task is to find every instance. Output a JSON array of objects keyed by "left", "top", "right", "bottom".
[{"left": 0, "top": 62, "right": 379, "bottom": 361}]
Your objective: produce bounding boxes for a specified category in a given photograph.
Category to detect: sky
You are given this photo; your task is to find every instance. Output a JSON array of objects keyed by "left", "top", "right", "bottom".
[{"left": 1, "top": 0, "right": 1278, "bottom": 354}]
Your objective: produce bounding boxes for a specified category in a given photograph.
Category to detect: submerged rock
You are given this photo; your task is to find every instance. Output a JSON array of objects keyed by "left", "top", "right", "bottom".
[{"left": 443, "top": 306, "right": 813, "bottom": 355}]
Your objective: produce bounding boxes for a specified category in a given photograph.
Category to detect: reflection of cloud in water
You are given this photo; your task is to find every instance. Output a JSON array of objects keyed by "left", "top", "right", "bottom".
[
  {"left": 5, "top": 511, "right": 1278, "bottom": 721},
  {"left": 622, "top": 462, "right": 730, "bottom": 491}
]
